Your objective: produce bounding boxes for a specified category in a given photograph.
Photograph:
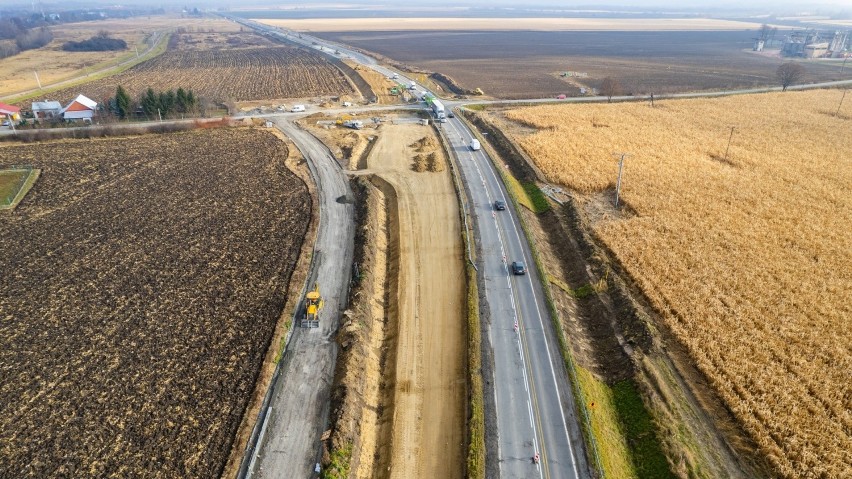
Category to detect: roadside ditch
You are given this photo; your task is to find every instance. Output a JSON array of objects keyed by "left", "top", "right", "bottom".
[{"left": 459, "top": 108, "right": 760, "bottom": 478}]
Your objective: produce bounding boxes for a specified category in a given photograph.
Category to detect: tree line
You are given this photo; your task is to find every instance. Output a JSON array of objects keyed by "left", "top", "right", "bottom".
[
  {"left": 0, "top": 18, "right": 53, "bottom": 60},
  {"left": 62, "top": 31, "right": 127, "bottom": 52},
  {"left": 108, "top": 86, "right": 200, "bottom": 120}
]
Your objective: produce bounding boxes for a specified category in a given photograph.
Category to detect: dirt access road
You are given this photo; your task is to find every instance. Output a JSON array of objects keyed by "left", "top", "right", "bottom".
[
  {"left": 360, "top": 123, "right": 466, "bottom": 478},
  {"left": 251, "top": 119, "right": 355, "bottom": 478}
]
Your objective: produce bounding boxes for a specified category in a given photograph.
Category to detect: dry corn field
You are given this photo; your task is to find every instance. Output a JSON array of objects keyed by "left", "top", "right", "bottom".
[
  {"left": 47, "top": 40, "right": 353, "bottom": 104},
  {"left": 504, "top": 90, "right": 851, "bottom": 478}
]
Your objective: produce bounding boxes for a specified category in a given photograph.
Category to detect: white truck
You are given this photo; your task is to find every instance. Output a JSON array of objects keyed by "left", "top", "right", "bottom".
[
  {"left": 409, "top": 81, "right": 417, "bottom": 91},
  {"left": 290, "top": 104, "right": 306, "bottom": 112},
  {"left": 470, "top": 139, "right": 481, "bottom": 151}
]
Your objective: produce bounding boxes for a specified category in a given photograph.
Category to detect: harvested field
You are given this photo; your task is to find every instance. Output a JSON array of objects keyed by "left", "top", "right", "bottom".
[
  {"left": 314, "top": 30, "right": 848, "bottom": 98},
  {"left": 0, "top": 128, "right": 311, "bottom": 478},
  {"left": 0, "top": 15, "right": 239, "bottom": 97},
  {"left": 44, "top": 33, "right": 354, "bottom": 105},
  {"left": 501, "top": 89, "right": 852, "bottom": 478},
  {"left": 257, "top": 17, "right": 767, "bottom": 32}
]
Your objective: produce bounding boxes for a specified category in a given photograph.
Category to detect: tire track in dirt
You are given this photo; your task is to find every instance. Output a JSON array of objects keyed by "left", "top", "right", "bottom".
[{"left": 364, "top": 124, "right": 465, "bottom": 479}]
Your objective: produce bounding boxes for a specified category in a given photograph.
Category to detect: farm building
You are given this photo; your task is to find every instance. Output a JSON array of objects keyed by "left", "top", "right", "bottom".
[
  {"left": 32, "top": 101, "right": 62, "bottom": 121},
  {"left": 62, "top": 95, "right": 98, "bottom": 121},
  {"left": 0, "top": 103, "right": 21, "bottom": 122}
]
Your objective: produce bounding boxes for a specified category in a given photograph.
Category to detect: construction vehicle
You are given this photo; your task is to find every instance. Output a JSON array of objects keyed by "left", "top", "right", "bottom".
[{"left": 301, "top": 284, "right": 323, "bottom": 328}]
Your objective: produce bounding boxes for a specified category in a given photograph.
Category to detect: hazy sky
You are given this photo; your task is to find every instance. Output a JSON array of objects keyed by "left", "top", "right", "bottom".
[{"left": 4, "top": 0, "right": 851, "bottom": 14}]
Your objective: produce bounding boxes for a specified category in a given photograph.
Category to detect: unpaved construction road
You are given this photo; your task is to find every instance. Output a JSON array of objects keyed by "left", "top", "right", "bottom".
[
  {"left": 252, "top": 119, "right": 355, "bottom": 478},
  {"left": 362, "top": 123, "right": 466, "bottom": 479}
]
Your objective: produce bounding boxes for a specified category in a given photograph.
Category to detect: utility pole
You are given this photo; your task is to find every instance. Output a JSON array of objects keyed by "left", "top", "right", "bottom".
[
  {"left": 841, "top": 56, "right": 848, "bottom": 76},
  {"left": 157, "top": 108, "right": 162, "bottom": 122},
  {"left": 836, "top": 90, "right": 848, "bottom": 117},
  {"left": 612, "top": 153, "right": 631, "bottom": 208},
  {"left": 34, "top": 71, "right": 42, "bottom": 90},
  {"left": 724, "top": 126, "right": 736, "bottom": 162}
]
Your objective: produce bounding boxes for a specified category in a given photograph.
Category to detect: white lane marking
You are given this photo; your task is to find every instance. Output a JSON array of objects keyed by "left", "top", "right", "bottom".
[
  {"left": 446, "top": 119, "right": 543, "bottom": 479},
  {"left": 475, "top": 142, "right": 581, "bottom": 479}
]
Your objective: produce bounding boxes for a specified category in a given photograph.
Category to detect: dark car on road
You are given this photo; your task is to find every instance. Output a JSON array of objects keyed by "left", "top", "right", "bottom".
[
  {"left": 511, "top": 261, "right": 526, "bottom": 275},
  {"left": 447, "top": 111, "right": 455, "bottom": 118},
  {"left": 494, "top": 200, "right": 506, "bottom": 211}
]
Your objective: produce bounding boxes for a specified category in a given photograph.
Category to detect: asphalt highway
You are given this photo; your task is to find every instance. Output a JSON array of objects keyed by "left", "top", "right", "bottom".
[
  {"left": 228, "top": 15, "right": 592, "bottom": 479},
  {"left": 442, "top": 118, "right": 588, "bottom": 479}
]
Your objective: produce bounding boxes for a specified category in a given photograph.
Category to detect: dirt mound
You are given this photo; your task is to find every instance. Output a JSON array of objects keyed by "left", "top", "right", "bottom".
[
  {"left": 412, "top": 152, "right": 445, "bottom": 173},
  {"left": 409, "top": 136, "right": 438, "bottom": 152}
]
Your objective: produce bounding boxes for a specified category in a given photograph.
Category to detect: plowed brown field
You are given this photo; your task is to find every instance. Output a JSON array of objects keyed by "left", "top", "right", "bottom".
[
  {"left": 0, "top": 128, "right": 310, "bottom": 478},
  {"left": 47, "top": 39, "right": 353, "bottom": 104}
]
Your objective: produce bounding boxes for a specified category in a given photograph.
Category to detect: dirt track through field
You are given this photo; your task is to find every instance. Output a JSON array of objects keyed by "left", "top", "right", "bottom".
[{"left": 365, "top": 124, "right": 465, "bottom": 479}]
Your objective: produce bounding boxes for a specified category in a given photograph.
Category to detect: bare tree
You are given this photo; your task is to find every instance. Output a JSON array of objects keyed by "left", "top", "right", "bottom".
[
  {"left": 777, "top": 62, "right": 805, "bottom": 92},
  {"left": 600, "top": 77, "right": 622, "bottom": 103}
]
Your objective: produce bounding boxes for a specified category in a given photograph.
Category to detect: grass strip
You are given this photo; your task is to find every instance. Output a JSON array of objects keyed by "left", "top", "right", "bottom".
[
  {"left": 0, "top": 168, "right": 40, "bottom": 210},
  {"left": 5, "top": 32, "right": 171, "bottom": 105},
  {"left": 435, "top": 121, "right": 484, "bottom": 479},
  {"left": 502, "top": 172, "right": 550, "bottom": 213},
  {"left": 466, "top": 262, "right": 485, "bottom": 479}
]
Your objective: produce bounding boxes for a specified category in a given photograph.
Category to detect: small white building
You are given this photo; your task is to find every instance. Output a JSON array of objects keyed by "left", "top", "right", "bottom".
[
  {"left": 32, "top": 101, "right": 62, "bottom": 121},
  {"left": 62, "top": 95, "right": 98, "bottom": 121}
]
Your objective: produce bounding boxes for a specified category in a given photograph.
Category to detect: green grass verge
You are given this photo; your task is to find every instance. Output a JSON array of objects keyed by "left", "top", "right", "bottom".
[
  {"left": 0, "top": 168, "right": 40, "bottom": 210},
  {"left": 5, "top": 32, "right": 171, "bottom": 105},
  {"left": 576, "top": 366, "right": 674, "bottom": 478},
  {"left": 321, "top": 441, "right": 352, "bottom": 479},
  {"left": 611, "top": 379, "right": 675, "bottom": 478},
  {"left": 0, "top": 170, "right": 28, "bottom": 206},
  {"left": 575, "top": 366, "right": 636, "bottom": 478},
  {"left": 502, "top": 173, "right": 550, "bottom": 213},
  {"left": 494, "top": 162, "right": 673, "bottom": 479},
  {"left": 466, "top": 262, "right": 485, "bottom": 479}
]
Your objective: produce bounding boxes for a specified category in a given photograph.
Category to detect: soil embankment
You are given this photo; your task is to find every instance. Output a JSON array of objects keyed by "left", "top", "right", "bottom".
[{"left": 322, "top": 120, "right": 466, "bottom": 479}]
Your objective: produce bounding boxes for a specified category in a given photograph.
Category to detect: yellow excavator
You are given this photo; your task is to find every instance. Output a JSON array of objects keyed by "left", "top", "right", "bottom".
[{"left": 301, "top": 284, "right": 323, "bottom": 328}]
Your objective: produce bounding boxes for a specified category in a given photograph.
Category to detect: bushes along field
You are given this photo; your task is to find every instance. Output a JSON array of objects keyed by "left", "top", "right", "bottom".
[
  {"left": 504, "top": 89, "right": 851, "bottom": 478},
  {"left": 0, "top": 128, "right": 310, "bottom": 478}
]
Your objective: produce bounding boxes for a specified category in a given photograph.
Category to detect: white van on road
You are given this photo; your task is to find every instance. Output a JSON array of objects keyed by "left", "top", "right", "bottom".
[{"left": 291, "top": 105, "right": 306, "bottom": 112}]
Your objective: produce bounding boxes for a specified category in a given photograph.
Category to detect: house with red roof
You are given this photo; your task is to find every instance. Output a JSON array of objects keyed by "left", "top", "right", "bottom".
[
  {"left": 62, "top": 94, "right": 98, "bottom": 121},
  {"left": 0, "top": 102, "right": 21, "bottom": 122}
]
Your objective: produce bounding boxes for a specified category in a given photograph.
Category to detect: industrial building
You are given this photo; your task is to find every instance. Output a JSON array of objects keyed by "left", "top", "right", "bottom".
[{"left": 782, "top": 30, "right": 850, "bottom": 58}]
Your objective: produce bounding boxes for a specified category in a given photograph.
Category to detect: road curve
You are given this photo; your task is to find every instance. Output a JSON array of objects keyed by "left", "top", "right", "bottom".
[
  {"left": 249, "top": 119, "right": 355, "bottom": 478},
  {"left": 228, "top": 15, "right": 591, "bottom": 479}
]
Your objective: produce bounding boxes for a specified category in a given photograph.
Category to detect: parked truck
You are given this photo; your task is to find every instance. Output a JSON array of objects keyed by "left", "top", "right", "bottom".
[
  {"left": 291, "top": 104, "right": 306, "bottom": 112},
  {"left": 409, "top": 81, "right": 417, "bottom": 91},
  {"left": 470, "top": 139, "right": 481, "bottom": 151}
]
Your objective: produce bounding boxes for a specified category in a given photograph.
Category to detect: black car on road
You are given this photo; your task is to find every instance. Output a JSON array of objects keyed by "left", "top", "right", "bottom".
[
  {"left": 494, "top": 200, "right": 506, "bottom": 211},
  {"left": 511, "top": 261, "right": 526, "bottom": 275}
]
